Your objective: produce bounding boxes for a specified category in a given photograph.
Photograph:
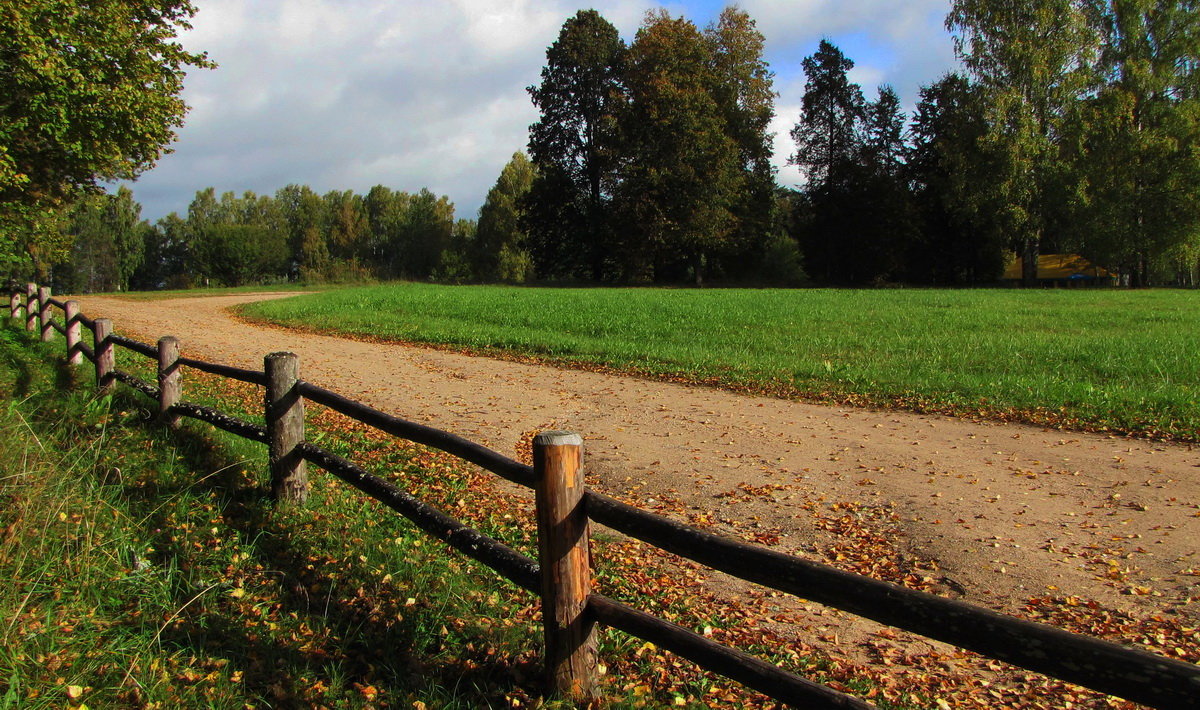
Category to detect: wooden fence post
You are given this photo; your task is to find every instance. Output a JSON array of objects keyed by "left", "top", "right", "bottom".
[
  {"left": 8, "top": 289, "right": 18, "bottom": 322},
  {"left": 533, "top": 431, "right": 597, "bottom": 702},
  {"left": 265, "top": 351, "right": 307, "bottom": 504},
  {"left": 94, "top": 318, "right": 114, "bottom": 392},
  {"left": 158, "top": 336, "right": 182, "bottom": 428},
  {"left": 38, "top": 286, "right": 52, "bottom": 342},
  {"left": 65, "top": 301, "right": 82, "bottom": 366},
  {"left": 24, "top": 283, "right": 36, "bottom": 332}
]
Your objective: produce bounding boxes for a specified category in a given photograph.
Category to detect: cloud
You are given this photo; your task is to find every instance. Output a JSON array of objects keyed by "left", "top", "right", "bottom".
[{"left": 127, "top": 0, "right": 960, "bottom": 223}]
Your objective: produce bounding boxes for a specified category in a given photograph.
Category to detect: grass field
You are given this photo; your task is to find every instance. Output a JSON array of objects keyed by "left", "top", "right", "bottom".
[{"left": 239, "top": 284, "right": 1200, "bottom": 440}]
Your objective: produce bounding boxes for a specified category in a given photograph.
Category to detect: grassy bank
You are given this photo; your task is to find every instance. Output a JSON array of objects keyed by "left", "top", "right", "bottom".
[
  {"left": 0, "top": 325, "right": 564, "bottom": 708},
  {"left": 0, "top": 324, "right": 921, "bottom": 708},
  {"left": 239, "top": 284, "right": 1200, "bottom": 440}
]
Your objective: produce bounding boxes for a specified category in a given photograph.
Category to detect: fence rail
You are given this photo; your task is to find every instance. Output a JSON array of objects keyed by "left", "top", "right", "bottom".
[{"left": 6, "top": 282, "right": 1198, "bottom": 709}]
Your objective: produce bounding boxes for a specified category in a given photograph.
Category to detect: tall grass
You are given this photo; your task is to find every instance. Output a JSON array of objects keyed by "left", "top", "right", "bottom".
[{"left": 240, "top": 284, "right": 1200, "bottom": 439}]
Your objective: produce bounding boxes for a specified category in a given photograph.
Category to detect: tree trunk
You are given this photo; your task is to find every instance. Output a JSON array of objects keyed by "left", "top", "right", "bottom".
[{"left": 1021, "top": 237, "right": 1039, "bottom": 287}]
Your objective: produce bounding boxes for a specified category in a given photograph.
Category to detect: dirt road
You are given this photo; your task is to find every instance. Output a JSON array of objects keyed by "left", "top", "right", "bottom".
[{"left": 76, "top": 292, "right": 1199, "bottom": 677}]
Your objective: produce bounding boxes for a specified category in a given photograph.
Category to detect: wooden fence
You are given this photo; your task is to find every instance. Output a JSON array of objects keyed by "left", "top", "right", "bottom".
[{"left": 7, "top": 282, "right": 1199, "bottom": 709}]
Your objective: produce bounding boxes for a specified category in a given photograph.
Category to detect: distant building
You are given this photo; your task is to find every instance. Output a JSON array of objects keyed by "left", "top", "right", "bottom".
[{"left": 1002, "top": 254, "right": 1115, "bottom": 287}]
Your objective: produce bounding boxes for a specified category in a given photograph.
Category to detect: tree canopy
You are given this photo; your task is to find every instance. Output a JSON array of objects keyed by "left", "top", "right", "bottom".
[{"left": 1, "top": 0, "right": 212, "bottom": 276}]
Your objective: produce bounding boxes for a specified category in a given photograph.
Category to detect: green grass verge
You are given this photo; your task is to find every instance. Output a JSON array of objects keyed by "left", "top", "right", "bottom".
[
  {"left": 0, "top": 326, "right": 565, "bottom": 708},
  {"left": 237, "top": 283, "right": 1200, "bottom": 440}
]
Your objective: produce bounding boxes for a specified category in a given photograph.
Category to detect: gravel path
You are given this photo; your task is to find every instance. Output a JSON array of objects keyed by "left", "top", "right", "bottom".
[{"left": 76, "top": 292, "right": 1200, "bottom": 673}]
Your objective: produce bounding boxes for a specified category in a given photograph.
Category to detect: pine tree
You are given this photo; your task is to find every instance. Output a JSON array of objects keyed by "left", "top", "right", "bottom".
[
  {"left": 790, "top": 40, "right": 865, "bottom": 189},
  {"left": 525, "top": 9, "right": 625, "bottom": 280},
  {"left": 789, "top": 41, "right": 870, "bottom": 283}
]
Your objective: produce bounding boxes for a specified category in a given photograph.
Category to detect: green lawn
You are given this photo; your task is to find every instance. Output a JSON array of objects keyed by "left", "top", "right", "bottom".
[{"left": 239, "top": 284, "right": 1200, "bottom": 440}]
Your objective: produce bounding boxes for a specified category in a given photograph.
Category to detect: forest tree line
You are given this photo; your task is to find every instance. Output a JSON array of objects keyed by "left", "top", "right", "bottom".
[
  {"left": 54, "top": 184, "right": 468, "bottom": 292},
  {"left": 36, "top": 1, "right": 1200, "bottom": 290}
]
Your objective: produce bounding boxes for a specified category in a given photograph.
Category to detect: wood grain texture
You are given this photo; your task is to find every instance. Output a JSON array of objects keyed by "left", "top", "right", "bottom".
[
  {"left": 65, "top": 301, "right": 82, "bottom": 366},
  {"left": 24, "top": 283, "right": 36, "bottom": 332},
  {"left": 534, "top": 431, "right": 597, "bottom": 702},
  {"left": 265, "top": 351, "right": 308, "bottom": 504},
  {"left": 93, "top": 318, "right": 114, "bottom": 392},
  {"left": 37, "top": 286, "right": 52, "bottom": 342},
  {"left": 157, "top": 336, "right": 181, "bottom": 428}
]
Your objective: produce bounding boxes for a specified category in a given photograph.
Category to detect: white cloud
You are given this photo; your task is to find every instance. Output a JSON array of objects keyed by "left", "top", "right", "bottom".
[{"left": 128, "top": 0, "right": 960, "bottom": 223}]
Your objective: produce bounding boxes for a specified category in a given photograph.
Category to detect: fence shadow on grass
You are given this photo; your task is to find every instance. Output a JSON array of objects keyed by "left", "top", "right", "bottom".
[{"left": 104, "top": 385, "right": 544, "bottom": 707}]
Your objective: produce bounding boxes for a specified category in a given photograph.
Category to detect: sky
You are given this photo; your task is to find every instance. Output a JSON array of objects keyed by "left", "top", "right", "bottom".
[{"left": 125, "top": 0, "right": 961, "bottom": 223}]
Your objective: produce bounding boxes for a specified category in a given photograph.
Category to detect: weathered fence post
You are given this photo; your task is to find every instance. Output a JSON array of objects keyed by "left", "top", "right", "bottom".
[
  {"left": 8, "top": 289, "right": 19, "bottom": 322},
  {"left": 93, "top": 318, "right": 114, "bottom": 392},
  {"left": 24, "top": 283, "right": 36, "bottom": 332},
  {"left": 533, "top": 431, "right": 597, "bottom": 702},
  {"left": 38, "top": 286, "right": 52, "bottom": 342},
  {"left": 265, "top": 351, "right": 307, "bottom": 504},
  {"left": 157, "top": 336, "right": 182, "bottom": 428},
  {"left": 65, "top": 301, "right": 82, "bottom": 366}
]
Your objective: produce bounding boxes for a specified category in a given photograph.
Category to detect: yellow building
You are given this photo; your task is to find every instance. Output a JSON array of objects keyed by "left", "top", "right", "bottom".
[{"left": 1002, "top": 254, "right": 1115, "bottom": 286}]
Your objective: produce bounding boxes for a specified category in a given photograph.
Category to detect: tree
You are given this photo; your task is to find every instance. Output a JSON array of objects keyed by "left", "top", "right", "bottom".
[
  {"left": 0, "top": 0, "right": 212, "bottom": 274},
  {"left": 132, "top": 213, "right": 188, "bottom": 289},
  {"left": 616, "top": 10, "right": 743, "bottom": 284},
  {"left": 789, "top": 40, "right": 865, "bottom": 188},
  {"left": 907, "top": 74, "right": 1008, "bottom": 284},
  {"left": 525, "top": 9, "right": 625, "bottom": 280},
  {"left": 854, "top": 85, "right": 916, "bottom": 282},
  {"left": 475, "top": 152, "right": 537, "bottom": 282},
  {"left": 434, "top": 218, "right": 478, "bottom": 283},
  {"left": 399, "top": 189, "right": 455, "bottom": 279},
  {"left": 863, "top": 86, "right": 907, "bottom": 177},
  {"left": 324, "top": 190, "right": 369, "bottom": 264},
  {"left": 364, "top": 185, "right": 410, "bottom": 272},
  {"left": 789, "top": 41, "right": 873, "bottom": 283},
  {"left": 59, "top": 186, "right": 148, "bottom": 292},
  {"left": 1073, "top": 0, "right": 1200, "bottom": 284},
  {"left": 704, "top": 7, "right": 777, "bottom": 268},
  {"left": 947, "top": 0, "right": 1096, "bottom": 285},
  {"left": 275, "top": 184, "right": 328, "bottom": 280},
  {"left": 182, "top": 189, "right": 288, "bottom": 285}
]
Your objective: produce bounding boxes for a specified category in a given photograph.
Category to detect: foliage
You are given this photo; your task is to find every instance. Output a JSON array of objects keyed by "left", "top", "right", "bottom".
[
  {"left": 947, "top": 0, "right": 1097, "bottom": 285},
  {"left": 790, "top": 40, "right": 865, "bottom": 188},
  {"left": 243, "top": 284, "right": 1200, "bottom": 441},
  {"left": 525, "top": 9, "right": 626, "bottom": 281},
  {"left": 905, "top": 74, "right": 1009, "bottom": 284},
  {"left": 616, "top": 10, "right": 744, "bottom": 285},
  {"left": 0, "top": 0, "right": 212, "bottom": 273},
  {"left": 56, "top": 186, "right": 148, "bottom": 292},
  {"left": 703, "top": 7, "right": 777, "bottom": 272},
  {"left": 789, "top": 41, "right": 913, "bottom": 284},
  {"left": 526, "top": 7, "right": 777, "bottom": 285},
  {"left": 475, "top": 152, "right": 536, "bottom": 282},
  {"left": 1070, "top": 0, "right": 1200, "bottom": 284}
]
